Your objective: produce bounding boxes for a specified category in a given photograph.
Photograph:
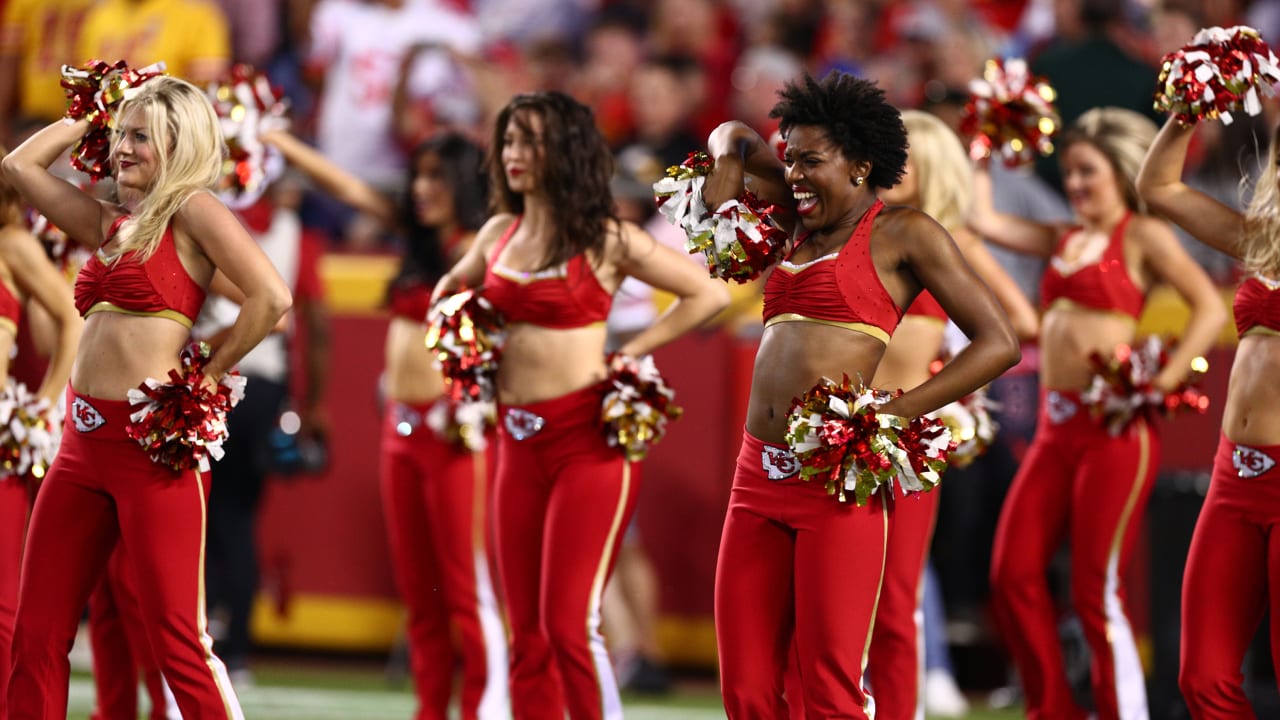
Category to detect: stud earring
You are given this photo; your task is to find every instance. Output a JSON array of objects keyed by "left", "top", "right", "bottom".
[{"left": 853, "top": 176, "right": 864, "bottom": 187}]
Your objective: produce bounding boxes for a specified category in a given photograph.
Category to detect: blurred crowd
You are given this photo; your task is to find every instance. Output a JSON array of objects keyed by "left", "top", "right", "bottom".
[{"left": 1, "top": 0, "right": 1275, "bottom": 271}]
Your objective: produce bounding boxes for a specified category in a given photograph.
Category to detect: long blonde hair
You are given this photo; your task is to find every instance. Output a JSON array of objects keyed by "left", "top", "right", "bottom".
[
  {"left": 900, "top": 110, "right": 971, "bottom": 232},
  {"left": 1061, "top": 107, "right": 1157, "bottom": 214},
  {"left": 109, "top": 76, "right": 225, "bottom": 261},
  {"left": 1241, "top": 124, "right": 1280, "bottom": 276}
]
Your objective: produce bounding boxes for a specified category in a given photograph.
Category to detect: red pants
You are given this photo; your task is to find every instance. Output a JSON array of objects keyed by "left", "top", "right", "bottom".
[
  {"left": 380, "top": 399, "right": 508, "bottom": 720},
  {"left": 89, "top": 547, "right": 179, "bottom": 720},
  {"left": 990, "top": 389, "right": 1157, "bottom": 720},
  {"left": 7, "top": 388, "right": 242, "bottom": 719},
  {"left": 495, "top": 384, "right": 637, "bottom": 720},
  {"left": 867, "top": 487, "right": 940, "bottom": 720},
  {"left": 715, "top": 430, "right": 887, "bottom": 719},
  {"left": 0, "top": 476, "right": 33, "bottom": 718},
  {"left": 1179, "top": 434, "right": 1280, "bottom": 718}
]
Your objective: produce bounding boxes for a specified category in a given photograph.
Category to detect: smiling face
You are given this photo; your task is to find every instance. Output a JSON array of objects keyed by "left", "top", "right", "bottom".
[
  {"left": 410, "top": 150, "right": 456, "bottom": 229},
  {"left": 500, "top": 110, "right": 545, "bottom": 195},
  {"left": 783, "top": 124, "right": 868, "bottom": 230},
  {"left": 1060, "top": 140, "right": 1125, "bottom": 223},
  {"left": 112, "top": 107, "right": 160, "bottom": 193}
]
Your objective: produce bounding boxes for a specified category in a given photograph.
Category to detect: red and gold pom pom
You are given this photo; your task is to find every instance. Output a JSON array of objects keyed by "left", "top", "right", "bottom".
[
  {"left": 785, "top": 376, "right": 955, "bottom": 506},
  {"left": 25, "top": 207, "right": 91, "bottom": 279},
  {"left": 125, "top": 341, "right": 247, "bottom": 472},
  {"left": 424, "top": 289, "right": 505, "bottom": 403},
  {"left": 1155, "top": 25, "right": 1280, "bottom": 125},
  {"left": 60, "top": 59, "right": 167, "bottom": 180},
  {"left": 961, "top": 58, "right": 1060, "bottom": 167},
  {"left": 1082, "top": 337, "right": 1210, "bottom": 436},
  {"left": 0, "top": 383, "right": 60, "bottom": 481},
  {"left": 207, "top": 63, "right": 290, "bottom": 208},
  {"left": 653, "top": 151, "right": 788, "bottom": 283},
  {"left": 425, "top": 398, "right": 495, "bottom": 452},
  {"left": 931, "top": 386, "right": 1000, "bottom": 469},
  {"left": 601, "top": 354, "right": 683, "bottom": 461}
]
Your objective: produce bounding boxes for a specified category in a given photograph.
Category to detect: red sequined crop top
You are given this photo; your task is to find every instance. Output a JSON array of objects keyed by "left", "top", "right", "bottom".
[
  {"left": 74, "top": 215, "right": 207, "bottom": 328},
  {"left": 1234, "top": 275, "right": 1280, "bottom": 338},
  {"left": 387, "top": 279, "right": 434, "bottom": 323},
  {"left": 1040, "top": 212, "right": 1144, "bottom": 320},
  {"left": 0, "top": 281, "right": 19, "bottom": 337},
  {"left": 482, "top": 217, "right": 613, "bottom": 329},
  {"left": 905, "top": 289, "right": 947, "bottom": 323},
  {"left": 762, "top": 199, "right": 901, "bottom": 344}
]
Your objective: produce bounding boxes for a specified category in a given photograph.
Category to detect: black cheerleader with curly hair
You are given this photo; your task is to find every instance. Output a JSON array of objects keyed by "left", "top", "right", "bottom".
[
  {"left": 703, "top": 70, "right": 1020, "bottom": 719},
  {"left": 770, "top": 71, "right": 909, "bottom": 191}
]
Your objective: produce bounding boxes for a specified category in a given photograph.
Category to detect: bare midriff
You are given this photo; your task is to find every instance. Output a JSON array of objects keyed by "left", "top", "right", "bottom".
[
  {"left": 70, "top": 312, "right": 192, "bottom": 400},
  {"left": 746, "top": 321, "right": 887, "bottom": 444},
  {"left": 1039, "top": 304, "right": 1138, "bottom": 391},
  {"left": 1222, "top": 333, "right": 1280, "bottom": 445},
  {"left": 496, "top": 322, "right": 609, "bottom": 405}
]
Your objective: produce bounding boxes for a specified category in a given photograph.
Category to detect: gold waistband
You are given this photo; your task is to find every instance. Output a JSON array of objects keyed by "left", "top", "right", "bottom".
[
  {"left": 84, "top": 301, "right": 195, "bottom": 329},
  {"left": 1045, "top": 297, "right": 1138, "bottom": 323},
  {"left": 764, "top": 313, "right": 890, "bottom": 344},
  {"left": 1242, "top": 325, "right": 1280, "bottom": 339},
  {"left": 0, "top": 317, "right": 15, "bottom": 337}
]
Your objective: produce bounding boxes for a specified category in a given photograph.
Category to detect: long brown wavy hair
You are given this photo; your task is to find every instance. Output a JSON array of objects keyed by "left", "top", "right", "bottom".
[{"left": 488, "top": 91, "right": 617, "bottom": 270}]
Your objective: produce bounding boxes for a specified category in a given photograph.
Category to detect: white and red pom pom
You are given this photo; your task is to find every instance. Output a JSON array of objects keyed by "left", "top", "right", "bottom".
[
  {"left": 60, "top": 59, "right": 167, "bottom": 180},
  {"left": 961, "top": 57, "right": 1061, "bottom": 167},
  {"left": 126, "top": 342, "right": 246, "bottom": 472},
  {"left": 601, "top": 354, "right": 682, "bottom": 461},
  {"left": 785, "top": 376, "right": 955, "bottom": 506},
  {"left": 1082, "top": 337, "right": 1210, "bottom": 436},
  {"left": 0, "top": 383, "right": 60, "bottom": 480},
  {"left": 653, "top": 151, "right": 788, "bottom": 283},
  {"left": 424, "top": 289, "right": 505, "bottom": 404},
  {"left": 930, "top": 387, "right": 1000, "bottom": 469},
  {"left": 1156, "top": 25, "right": 1280, "bottom": 125},
  {"left": 425, "top": 398, "right": 495, "bottom": 452},
  {"left": 207, "top": 63, "right": 290, "bottom": 208}
]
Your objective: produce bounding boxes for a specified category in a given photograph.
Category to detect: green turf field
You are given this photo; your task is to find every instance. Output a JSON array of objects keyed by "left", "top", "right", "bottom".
[{"left": 62, "top": 661, "right": 1025, "bottom": 719}]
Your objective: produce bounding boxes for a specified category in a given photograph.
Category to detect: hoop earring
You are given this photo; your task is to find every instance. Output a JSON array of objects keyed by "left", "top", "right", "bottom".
[{"left": 853, "top": 176, "right": 865, "bottom": 187}]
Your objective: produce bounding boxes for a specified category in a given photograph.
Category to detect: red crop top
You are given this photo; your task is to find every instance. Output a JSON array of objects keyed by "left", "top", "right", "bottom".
[
  {"left": 0, "top": 281, "right": 19, "bottom": 337},
  {"left": 482, "top": 217, "right": 613, "bottom": 329},
  {"left": 1040, "top": 212, "right": 1144, "bottom": 320},
  {"left": 905, "top": 289, "right": 947, "bottom": 323},
  {"left": 1234, "top": 275, "right": 1280, "bottom": 338},
  {"left": 387, "top": 280, "right": 433, "bottom": 323},
  {"left": 762, "top": 199, "right": 901, "bottom": 344},
  {"left": 74, "top": 215, "right": 207, "bottom": 328}
]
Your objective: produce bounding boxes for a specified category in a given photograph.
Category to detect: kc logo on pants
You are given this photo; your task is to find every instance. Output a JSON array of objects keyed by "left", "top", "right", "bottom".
[
  {"left": 503, "top": 408, "right": 545, "bottom": 441},
  {"left": 761, "top": 445, "right": 799, "bottom": 481},
  {"left": 72, "top": 397, "right": 106, "bottom": 433},
  {"left": 1234, "top": 445, "right": 1276, "bottom": 479}
]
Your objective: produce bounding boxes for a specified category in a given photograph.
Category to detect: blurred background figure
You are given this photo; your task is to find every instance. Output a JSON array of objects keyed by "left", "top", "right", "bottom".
[
  {"left": 302, "top": 0, "right": 482, "bottom": 249},
  {"left": 76, "top": 0, "right": 231, "bottom": 85},
  {"left": 0, "top": 0, "right": 99, "bottom": 147}
]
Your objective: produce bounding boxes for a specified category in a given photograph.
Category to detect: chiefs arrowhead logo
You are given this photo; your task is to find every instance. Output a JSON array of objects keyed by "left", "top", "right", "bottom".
[
  {"left": 1234, "top": 446, "right": 1276, "bottom": 479},
  {"left": 761, "top": 445, "right": 799, "bottom": 481},
  {"left": 71, "top": 397, "right": 105, "bottom": 433},
  {"left": 503, "top": 409, "right": 545, "bottom": 441},
  {"left": 1046, "top": 390, "right": 1078, "bottom": 426}
]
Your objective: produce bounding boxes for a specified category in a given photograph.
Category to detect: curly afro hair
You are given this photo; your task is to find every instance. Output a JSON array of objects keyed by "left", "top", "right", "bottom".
[{"left": 770, "top": 72, "right": 908, "bottom": 190}]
